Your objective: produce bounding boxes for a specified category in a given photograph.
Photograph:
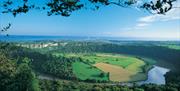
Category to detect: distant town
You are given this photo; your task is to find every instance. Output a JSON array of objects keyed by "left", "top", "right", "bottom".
[{"left": 16, "top": 42, "right": 67, "bottom": 48}]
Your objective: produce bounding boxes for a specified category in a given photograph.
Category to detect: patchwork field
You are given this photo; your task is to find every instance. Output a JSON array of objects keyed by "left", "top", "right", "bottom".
[{"left": 54, "top": 53, "right": 147, "bottom": 82}]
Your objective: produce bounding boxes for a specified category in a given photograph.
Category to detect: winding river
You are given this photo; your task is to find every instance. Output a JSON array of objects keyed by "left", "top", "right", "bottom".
[
  {"left": 38, "top": 65, "right": 170, "bottom": 85},
  {"left": 138, "top": 65, "right": 170, "bottom": 85}
]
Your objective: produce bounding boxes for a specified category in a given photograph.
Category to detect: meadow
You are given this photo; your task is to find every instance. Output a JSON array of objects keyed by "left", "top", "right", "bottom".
[
  {"left": 54, "top": 53, "right": 147, "bottom": 82},
  {"left": 72, "top": 61, "right": 109, "bottom": 81},
  {"left": 161, "top": 45, "right": 180, "bottom": 50}
]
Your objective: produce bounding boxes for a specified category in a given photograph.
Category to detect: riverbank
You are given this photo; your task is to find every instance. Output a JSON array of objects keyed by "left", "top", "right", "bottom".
[
  {"left": 137, "top": 65, "right": 170, "bottom": 85},
  {"left": 37, "top": 65, "right": 170, "bottom": 86}
]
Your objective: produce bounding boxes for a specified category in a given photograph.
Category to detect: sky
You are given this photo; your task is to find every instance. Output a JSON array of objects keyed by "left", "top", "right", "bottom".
[{"left": 0, "top": 0, "right": 180, "bottom": 40}]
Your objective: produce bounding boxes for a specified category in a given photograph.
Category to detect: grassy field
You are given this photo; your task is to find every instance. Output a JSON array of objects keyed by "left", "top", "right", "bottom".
[
  {"left": 66, "top": 53, "right": 143, "bottom": 68},
  {"left": 54, "top": 53, "right": 147, "bottom": 82},
  {"left": 158, "top": 45, "right": 180, "bottom": 50},
  {"left": 72, "top": 61, "right": 109, "bottom": 81}
]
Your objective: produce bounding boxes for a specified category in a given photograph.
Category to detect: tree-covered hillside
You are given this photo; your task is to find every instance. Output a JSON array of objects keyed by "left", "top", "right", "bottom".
[
  {"left": 50, "top": 41, "right": 180, "bottom": 72},
  {"left": 0, "top": 41, "right": 180, "bottom": 91}
]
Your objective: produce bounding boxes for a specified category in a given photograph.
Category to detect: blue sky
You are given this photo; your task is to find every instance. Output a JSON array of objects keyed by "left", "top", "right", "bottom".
[{"left": 0, "top": 0, "right": 180, "bottom": 40}]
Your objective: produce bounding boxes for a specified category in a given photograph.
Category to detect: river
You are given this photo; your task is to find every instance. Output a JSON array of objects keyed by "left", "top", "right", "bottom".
[
  {"left": 138, "top": 65, "right": 170, "bottom": 85},
  {"left": 38, "top": 65, "right": 170, "bottom": 85}
]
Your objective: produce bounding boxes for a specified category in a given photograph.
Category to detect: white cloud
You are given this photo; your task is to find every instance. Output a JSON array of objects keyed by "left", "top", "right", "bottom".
[
  {"left": 136, "top": 23, "right": 149, "bottom": 27},
  {"left": 134, "top": 1, "right": 180, "bottom": 30},
  {"left": 120, "top": 0, "right": 180, "bottom": 33},
  {"left": 138, "top": 1, "right": 180, "bottom": 22},
  {"left": 101, "top": 30, "right": 180, "bottom": 39},
  {"left": 121, "top": 27, "right": 133, "bottom": 31},
  {"left": 139, "top": 9, "right": 180, "bottom": 22},
  {"left": 138, "top": 15, "right": 157, "bottom": 22},
  {"left": 119, "top": 23, "right": 149, "bottom": 31},
  {"left": 132, "top": 22, "right": 150, "bottom": 30}
]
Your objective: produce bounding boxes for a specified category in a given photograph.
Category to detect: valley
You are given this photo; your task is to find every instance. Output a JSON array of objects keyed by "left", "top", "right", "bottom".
[{"left": 0, "top": 40, "right": 180, "bottom": 91}]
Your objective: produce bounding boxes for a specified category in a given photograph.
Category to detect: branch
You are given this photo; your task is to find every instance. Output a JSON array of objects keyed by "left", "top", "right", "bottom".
[{"left": 109, "top": 1, "right": 127, "bottom": 7}]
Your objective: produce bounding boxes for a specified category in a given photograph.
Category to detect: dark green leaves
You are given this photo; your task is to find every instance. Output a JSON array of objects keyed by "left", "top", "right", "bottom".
[
  {"left": 1, "top": 0, "right": 177, "bottom": 17},
  {"left": 1, "top": 23, "right": 11, "bottom": 32},
  {"left": 141, "top": 0, "right": 175, "bottom": 14},
  {"left": 47, "top": 0, "right": 84, "bottom": 16}
]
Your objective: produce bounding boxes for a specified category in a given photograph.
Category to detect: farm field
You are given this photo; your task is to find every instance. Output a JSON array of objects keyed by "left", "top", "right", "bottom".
[
  {"left": 63, "top": 53, "right": 145, "bottom": 68},
  {"left": 94, "top": 62, "right": 133, "bottom": 81},
  {"left": 66, "top": 53, "right": 147, "bottom": 82},
  {"left": 72, "top": 61, "right": 109, "bottom": 81}
]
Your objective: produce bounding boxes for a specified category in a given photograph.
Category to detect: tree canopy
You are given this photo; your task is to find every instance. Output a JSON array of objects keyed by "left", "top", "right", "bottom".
[{"left": 1, "top": 0, "right": 177, "bottom": 17}]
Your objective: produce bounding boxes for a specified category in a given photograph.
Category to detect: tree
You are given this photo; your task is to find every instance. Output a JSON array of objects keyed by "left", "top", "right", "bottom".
[
  {"left": 1, "top": 0, "right": 177, "bottom": 17},
  {"left": 92, "top": 86, "right": 103, "bottom": 91},
  {"left": 15, "top": 63, "right": 38, "bottom": 91},
  {"left": 99, "top": 72, "right": 105, "bottom": 78},
  {"left": 0, "top": 51, "right": 41, "bottom": 91},
  {"left": 134, "top": 88, "right": 144, "bottom": 91},
  {"left": 0, "top": 0, "right": 178, "bottom": 36},
  {"left": 0, "top": 53, "right": 16, "bottom": 91},
  {"left": 20, "top": 57, "right": 31, "bottom": 64}
]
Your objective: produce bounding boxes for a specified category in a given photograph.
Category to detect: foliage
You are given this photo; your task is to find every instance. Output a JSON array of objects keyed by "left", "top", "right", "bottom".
[
  {"left": 51, "top": 41, "right": 180, "bottom": 72},
  {"left": 0, "top": 41, "right": 180, "bottom": 91},
  {"left": 39, "top": 79, "right": 180, "bottom": 91},
  {"left": 0, "top": 51, "right": 40, "bottom": 91},
  {"left": 40, "top": 56, "right": 77, "bottom": 80},
  {"left": 1, "top": 0, "right": 177, "bottom": 17},
  {"left": 0, "top": 53, "right": 16, "bottom": 91}
]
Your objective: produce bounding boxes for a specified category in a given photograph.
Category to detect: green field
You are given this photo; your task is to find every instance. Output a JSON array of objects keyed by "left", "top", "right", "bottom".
[
  {"left": 72, "top": 61, "right": 109, "bottom": 81},
  {"left": 61, "top": 53, "right": 146, "bottom": 82},
  {"left": 158, "top": 44, "right": 180, "bottom": 50},
  {"left": 64, "top": 53, "right": 144, "bottom": 68}
]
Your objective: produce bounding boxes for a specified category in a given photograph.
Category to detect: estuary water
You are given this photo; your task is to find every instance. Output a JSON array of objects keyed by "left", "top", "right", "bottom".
[
  {"left": 138, "top": 65, "right": 170, "bottom": 85},
  {"left": 0, "top": 35, "right": 178, "bottom": 42}
]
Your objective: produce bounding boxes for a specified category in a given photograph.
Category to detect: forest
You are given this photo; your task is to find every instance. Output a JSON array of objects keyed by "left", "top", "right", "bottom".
[
  {"left": 0, "top": 41, "right": 180, "bottom": 91},
  {"left": 0, "top": 0, "right": 179, "bottom": 90}
]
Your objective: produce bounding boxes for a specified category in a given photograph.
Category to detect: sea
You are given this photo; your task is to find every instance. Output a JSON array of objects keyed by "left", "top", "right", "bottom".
[{"left": 0, "top": 35, "right": 179, "bottom": 42}]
